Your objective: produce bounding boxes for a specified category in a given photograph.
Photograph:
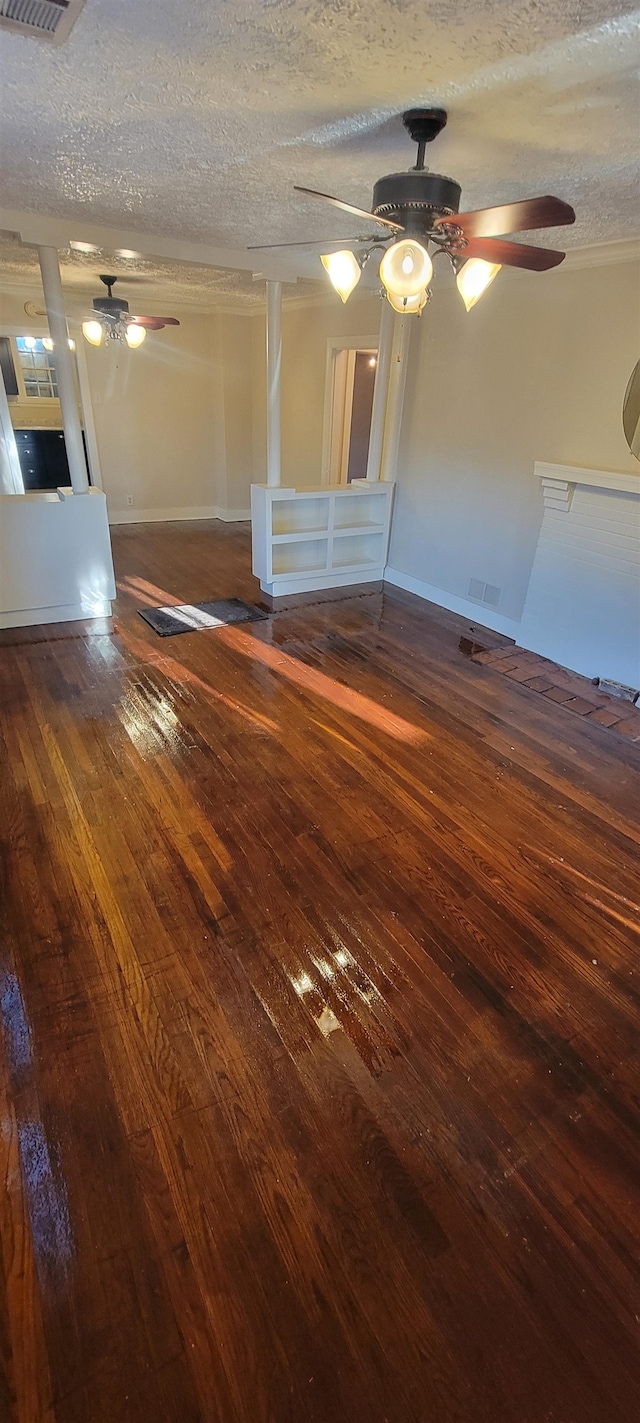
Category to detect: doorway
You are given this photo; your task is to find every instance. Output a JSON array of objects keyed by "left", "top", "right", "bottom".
[
  {"left": 322, "top": 340, "right": 379, "bottom": 485},
  {"left": 0, "top": 330, "right": 102, "bottom": 490}
]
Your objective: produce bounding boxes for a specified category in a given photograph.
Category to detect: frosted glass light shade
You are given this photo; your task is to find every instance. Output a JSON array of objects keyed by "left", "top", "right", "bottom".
[
  {"left": 321, "top": 250, "right": 362, "bottom": 303},
  {"left": 125, "top": 323, "right": 146, "bottom": 348},
  {"left": 43, "top": 335, "right": 75, "bottom": 351},
  {"left": 380, "top": 239, "right": 433, "bottom": 299},
  {"left": 456, "top": 258, "right": 501, "bottom": 311},
  {"left": 82, "top": 320, "right": 103, "bottom": 346},
  {"left": 386, "top": 289, "right": 427, "bottom": 315}
]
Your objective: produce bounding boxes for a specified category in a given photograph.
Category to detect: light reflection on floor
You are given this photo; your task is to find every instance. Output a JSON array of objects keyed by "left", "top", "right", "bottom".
[
  {"left": 216, "top": 625, "right": 429, "bottom": 745},
  {"left": 117, "top": 626, "right": 280, "bottom": 740}
]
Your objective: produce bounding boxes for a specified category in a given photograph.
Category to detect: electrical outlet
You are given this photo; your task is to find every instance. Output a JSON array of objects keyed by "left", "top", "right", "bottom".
[{"left": 126, "top": 495, "right": 134, "bottom": 506}]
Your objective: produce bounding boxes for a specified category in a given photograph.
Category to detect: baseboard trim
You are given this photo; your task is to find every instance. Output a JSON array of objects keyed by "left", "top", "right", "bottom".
[
  {"left": 216, "top": 508, "right": 251, "bottom": 523},
  {"left": 260, "top": 580, "right": 383, "bottom": 611},
  {"left": 384, "top": 566, "right": 521, "bottom": 639},
  {"left": 108, "top": 506, "right": 251, "bottom": 525},
  {"left": 262, "top": 568, "right": 385, "bottom": 598},
  {"left": 0, "top": 600, "right": 112, "bottom": 630}
]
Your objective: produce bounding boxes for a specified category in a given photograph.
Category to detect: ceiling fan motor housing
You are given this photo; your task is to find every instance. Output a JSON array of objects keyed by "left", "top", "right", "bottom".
[
  {"left": 372, "top": 171, "right": 462, "bottom": 235},
  {"left": 93, "top": 296, "right": 130, "bottom": 318}
]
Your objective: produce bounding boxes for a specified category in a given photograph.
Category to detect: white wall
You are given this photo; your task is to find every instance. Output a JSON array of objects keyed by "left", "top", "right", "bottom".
[
  {"left": 87, "top": 313, "right": 221, "bottom": 519},
  {"left": 389, "top": 257, "right": 640, "bottom": 625}
]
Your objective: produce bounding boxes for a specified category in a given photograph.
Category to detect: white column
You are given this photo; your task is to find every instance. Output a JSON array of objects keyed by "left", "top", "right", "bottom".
[
  {"left": 37, "top": 245, "right": 90, "bottom": 494},
  {"left": 379, "top": 311, "right": 412, "bottom": 485},
  {"left": 73, "top": 332, "right": 103, "bottom": 489},
  {"left": 0, "top": 359, "right": 24, "bottom": 494},
  {"left": 365, "top": 298, "right": 395, "bottom": 482},
  {"left": 266, "top": 280, "right": 282, "bottom": 487}
]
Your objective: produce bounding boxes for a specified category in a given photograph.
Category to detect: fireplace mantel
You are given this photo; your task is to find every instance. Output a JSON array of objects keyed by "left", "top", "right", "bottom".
[
  {"left": 518, "top": 463, "right": 640, "bottom": 688},
  {"left": 534, "top": 461, "right": 640, "bottom": 496}
]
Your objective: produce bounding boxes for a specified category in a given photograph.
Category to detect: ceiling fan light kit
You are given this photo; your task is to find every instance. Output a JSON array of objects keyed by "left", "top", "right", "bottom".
[
  {"left": 386, "top": 288, "right": 428, "bottom": 315},
  {"left": 379, "top": 238, "right": 434, "bottom": 300},
  {"left": 81, "top": 275, "right": 180, "bottom": 347},
  {"left": 82, "top": 319, "right": 104, "bottom": 346},
  {"left": 41, "top": 335, "right": 75, "bottom": 352},
  {"left": 320, "top": 249, "right": 363, "bottom": 303},
  {"left": 455, "top": 257, "right": 502, "bottom": 312},
  {"left": 282, "top": 107, "right": 576, "bottom": 315},
  {"left": 124, "top": 323, "right": 147, "bottom": 348}
]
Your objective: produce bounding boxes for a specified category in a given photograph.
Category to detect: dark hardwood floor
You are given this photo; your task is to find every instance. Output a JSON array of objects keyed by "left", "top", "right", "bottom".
[{"left": 1, "top": 520, "right": 639, "bottom": 1423}]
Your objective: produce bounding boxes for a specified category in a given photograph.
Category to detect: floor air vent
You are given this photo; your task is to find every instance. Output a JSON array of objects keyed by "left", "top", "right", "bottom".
[
  {"left": 468, "top": 578, "right": 502, "bottom": 609},
  {"left": 0, "top": 0, "right": 85, "bottom": 43}
]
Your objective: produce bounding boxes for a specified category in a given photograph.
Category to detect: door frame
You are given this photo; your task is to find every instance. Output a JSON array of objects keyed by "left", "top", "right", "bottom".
[{"left": 320, "top": 335, "right": 379, "bottom": 485}]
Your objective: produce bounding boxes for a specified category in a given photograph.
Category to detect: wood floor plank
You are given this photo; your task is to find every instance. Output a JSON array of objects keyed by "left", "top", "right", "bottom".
[{"left": 1, "top": 520, "right": 638, "bottom": 1421}]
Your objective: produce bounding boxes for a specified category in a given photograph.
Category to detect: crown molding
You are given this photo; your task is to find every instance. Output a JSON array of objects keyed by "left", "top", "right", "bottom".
[
  {"left": 285, "top": 285, "right": 379, "bottom": 313},
  {"left": 561, "top": 237, "right": 640, "bottom": 271},
  {"left": 247, "top": 284, "right": 380, "bottom": 317}
]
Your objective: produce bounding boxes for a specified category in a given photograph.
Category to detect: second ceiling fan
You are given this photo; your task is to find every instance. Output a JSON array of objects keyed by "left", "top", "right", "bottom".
[
  {"left": 82, "top": 276, "right": 181, "bottom": 347},
  {"left": 251, "top": 108, "right": 576, "bottom": 312}
]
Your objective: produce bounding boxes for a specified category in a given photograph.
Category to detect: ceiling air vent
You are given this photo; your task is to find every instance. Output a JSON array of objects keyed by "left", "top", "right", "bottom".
[{"left": 0, "top": 0, "right": 85, "bottom": 44}]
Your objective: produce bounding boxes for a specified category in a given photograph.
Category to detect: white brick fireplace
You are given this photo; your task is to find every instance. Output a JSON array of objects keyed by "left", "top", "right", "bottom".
[{"left": 518, "top": 463, "right": 640, "bottom": 689}]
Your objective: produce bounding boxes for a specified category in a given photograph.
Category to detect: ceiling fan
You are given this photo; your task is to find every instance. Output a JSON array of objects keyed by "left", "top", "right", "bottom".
[
  {"left": 250, "top": 109, "right": 576, "bottom": 313},
  {"left": 82, "top": 275, "right": 180, "bottom": 348}
]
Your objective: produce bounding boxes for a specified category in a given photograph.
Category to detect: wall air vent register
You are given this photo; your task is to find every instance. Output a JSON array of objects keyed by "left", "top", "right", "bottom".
[
  {"left": 0, "top": 0, "right": 85, "bottom": 43},
  {"left": 468, "top": 578, "right": 502, "bottom": 609}
]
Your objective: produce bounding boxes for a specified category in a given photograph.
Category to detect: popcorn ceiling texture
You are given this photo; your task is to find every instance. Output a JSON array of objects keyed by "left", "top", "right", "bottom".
[
  {"left": 0, "top": 0, "right": 638, "bottom": 272},
  {"left": 0, "top": 238, "right": 308, "bottom": 309}
]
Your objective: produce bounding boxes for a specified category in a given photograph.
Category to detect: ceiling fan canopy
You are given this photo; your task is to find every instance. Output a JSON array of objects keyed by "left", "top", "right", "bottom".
[
  {"left": 253, "top": 108, "right": 576, "bottom": 313},
  {"left": 82, "top": 275, "right": 180, "bottom": 347}
]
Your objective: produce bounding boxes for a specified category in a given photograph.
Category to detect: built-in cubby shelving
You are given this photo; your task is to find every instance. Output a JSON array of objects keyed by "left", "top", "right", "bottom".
[
  {"left": 251, "top": 481, "right": 394, "bottom": 598},
  {"left": 271, "top": 497, "right": 329, "bottom": 537}
]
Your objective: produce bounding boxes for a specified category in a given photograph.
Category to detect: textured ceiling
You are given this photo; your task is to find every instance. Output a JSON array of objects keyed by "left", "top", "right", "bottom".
[
  {"left": 0, "top": 237, "right": 311, "bottom": 309},
  {"left": 0, "top": 0, "right": 639, "bottom": 277}
]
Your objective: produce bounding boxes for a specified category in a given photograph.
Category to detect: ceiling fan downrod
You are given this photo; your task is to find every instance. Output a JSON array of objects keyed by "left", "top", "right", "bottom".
[{"left": 402, "top": 108, "right": 448, "bottom": 172}]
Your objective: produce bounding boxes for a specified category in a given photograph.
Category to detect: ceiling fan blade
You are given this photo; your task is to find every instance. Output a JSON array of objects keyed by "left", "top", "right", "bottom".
[
  {"left": 247, "top": 236, "right": 374, "bottom": 249},
  {"left": 461, "top": 237, "right": 566, "bottom": 271},
  {"left": 436, "top": 196, "right": 575, "bottom": 240},
  {"left": 294, "top": 185, "right": 402, "bottom": 231},
  {"left": 130, "top": 316, "right": 180, "bottom": 328}
]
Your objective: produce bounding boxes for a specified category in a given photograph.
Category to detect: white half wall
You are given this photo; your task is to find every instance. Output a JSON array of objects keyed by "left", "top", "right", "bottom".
[{"left": 0, "top": 487, "right": 116, "bottom": 628}]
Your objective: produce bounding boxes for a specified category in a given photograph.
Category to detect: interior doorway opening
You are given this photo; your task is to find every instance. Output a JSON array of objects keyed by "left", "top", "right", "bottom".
[
  {"left": 325, "top": 345, "right": 378, "bottom": 484},
  {"left": 0, "top": 331, "right": 100, "bottom": 490}
]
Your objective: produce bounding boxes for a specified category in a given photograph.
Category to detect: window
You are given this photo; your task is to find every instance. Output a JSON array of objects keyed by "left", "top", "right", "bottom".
[{"left": 15, "top": 337, "right": 59, "bottom": 399}]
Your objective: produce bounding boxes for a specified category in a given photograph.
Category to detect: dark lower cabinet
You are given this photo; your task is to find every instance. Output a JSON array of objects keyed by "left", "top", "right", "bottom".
[{"left": 14, "top": 428, "right": 90, "bottom": 491}]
